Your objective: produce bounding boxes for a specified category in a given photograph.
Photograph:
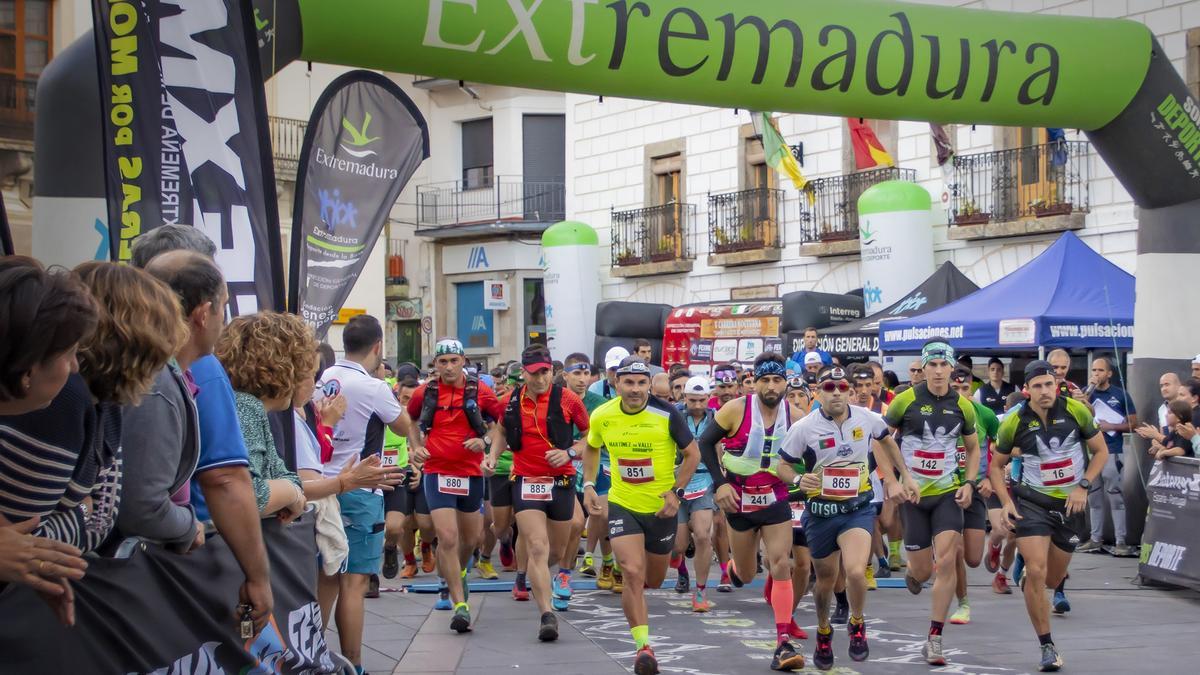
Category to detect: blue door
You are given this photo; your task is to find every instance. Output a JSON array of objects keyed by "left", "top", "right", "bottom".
[{"left": 456, "top": 281, "right": 493, "bottom": 349}]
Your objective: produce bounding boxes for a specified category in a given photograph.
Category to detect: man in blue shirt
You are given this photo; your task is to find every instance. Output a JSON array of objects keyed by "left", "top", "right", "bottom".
[
  {"left": 789, "top": 327, "right": 832, "bottom": 369},
  {"left": 1081, "top": 355, "right": 1137, "bottom": 557}
]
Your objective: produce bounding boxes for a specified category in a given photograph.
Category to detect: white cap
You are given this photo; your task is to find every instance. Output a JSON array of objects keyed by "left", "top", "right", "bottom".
[
  {"left": 1193, "top": 354, "right": 1200, "bottom": 365},
  {"left": 605, "top": 346, "right": 631, "bottom": 370},
  {"left": 683, "top": 376, "right": 712, "bottom": 396},
  {"left": 803, "top": 352, "right": 822, "bottom": 366}
]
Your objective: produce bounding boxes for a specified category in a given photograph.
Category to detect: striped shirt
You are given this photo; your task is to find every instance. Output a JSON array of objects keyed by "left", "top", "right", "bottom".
[{"left": 0, "top": 373, "right": 123, "bottom": 551}]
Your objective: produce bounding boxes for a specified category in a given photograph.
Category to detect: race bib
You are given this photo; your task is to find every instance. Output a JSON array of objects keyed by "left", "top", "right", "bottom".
[
  {"left": 1040, "top": 458, "right": 1075, "bottom": 486},
  {"left": 683, "top": 487, "right": 708, "bottom": 501},
  {"left": 790, "top": 500, "right": 806, "bottom": 528},
  {"left": 912, "top": 450, "right": 947, "bottom": 478},
  {"left": 955, "top": 446, "right": 967, "bottom": 468},
  {"left": 381, "top": 448, "right": 399, "bottom": 468},
  {"left": 740, "top": 484, "right": 776, "bottom": 512},
  {"left": 521, "top": 477, "right": 553, "bottom": 501},
  {"left": 617, "top": 457, "right": 654, "bottom": 484},
  {"left": 437, "top": 474, "right": 470, "bottom": 496},
  {"left": 821, "top": 466, "right": 861, "bottom": 499}
]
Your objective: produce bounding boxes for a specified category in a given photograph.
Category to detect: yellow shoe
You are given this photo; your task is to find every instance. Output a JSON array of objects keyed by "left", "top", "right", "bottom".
[
  {"left": 596, "top": 563, "right": 614, "bottom": 590},
  {"left": 866, "top": 564, "right": 877, "bottom": 591},
  {"left": 477, "top": 560, "right": 499, "bottom": 580},
  {"left": 611, "top": 568, "right": 624, "bottom": 594}
]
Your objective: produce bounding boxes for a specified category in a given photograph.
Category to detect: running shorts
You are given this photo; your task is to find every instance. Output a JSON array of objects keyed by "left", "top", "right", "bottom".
[
  {"left": 901, "top": 490, "right": 964, "bottom": 551},
  {"left": 1014, "top": 488, "right": 1083, "bottom": 553},
  {"left": 608, "top": 500, "right": 676, "bottom": 555},
  {"left": 489, "top": 474, "right": 515, "bottom": 509},
  {"left": 423, "top": 473, "right": 485, "bottom": 513},
  {"left": 513, "top": 475, "right": 576, "bottom": 522},
  {"left": 964, "top": 490, "right": 988, "bottom": 531},
  {"left": 790, "top": 499, "right": 808, "bottom": 549},
  {"left": 676, "top": 488, "right": 718, "bottom": 525},
  {"left": 802, "top": 505, "right": 874, "bottom": 560}
]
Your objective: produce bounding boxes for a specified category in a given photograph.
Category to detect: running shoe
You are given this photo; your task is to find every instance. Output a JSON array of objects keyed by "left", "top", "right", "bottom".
[
  {"left": 512, "top": 580, "right": 530, "bottom": 602},
  {"left": 553, "top": 571, "right": 573, "bottom": 599},
  {"left": 1076, "top": 539, "right": 1104, "bottom": 554},
  {"left": 847, "top": 620, "right": 869, "bottom": 662},
  {"left": 905, "top": 574, "right": 923, "bottom": 595},
  {"left": 400, "top": 561, "right": 419, "bottom": 579},
  {"left": 634, "top": 646, "right": 659, "bottom": 675},
  {"left": 579, "top": 553, "right": 596, "bottom": 577},
  {"left": 992, "top": 572, "right": 1012, "bottom": 595},
  {"left": 1039, "top": 643, "right": 1063, "bottom": 672},
  {"left": 500, "top": 540, "right": 515, "bottom": 570},
  {"left": 717, "top": 569, "right": 733, "bottom": 593},
  {"left": 831, "top": 602, "right": 849, "bottom": 625},
  {"left": 421, "top": 546, "right": 437, "bottom": 574},
  {"left": 787, "top": 620, "right": 808, "bottom": 640},
  {"left": 770, "top": 641, "right": 805, "bottom": 671},
  {"left": 382, "top": 546, "right": 400, "bottom": 579},
  {"left": 450, "top": 604, "right": 472, "bottom": 633},
  {"left": 674, "top": 568, "right": 690, "bottom": 594},
  {"left": 888, "top": 550, "right": 903, "bottom": 571},
  {"left": 365, "top": 574, "right": 380, "bottom": 599},
  {"left": 597, "top": 563, "right": 614, "bottom": 590},
  {"left": 922, "top": 634, "right": 946, "bottom": 666},
  {"left": 865, "top": 565, "right": 877, "bottom": 591},
  {"left": 813, "top": 630, "right": 834, "bottom": 671},
  {"left": 692, "top": 589, "right": 713, "bottom": 613},
  {"left": 985, "top": 540, "right": 1002, "bottom": 573},
  {"left": 875, "top": 558, "right": 892, "bottom": 579},
  {"left": 611, "top": 568, "right": 624, "bottom": 593},
  {"left": 1052, "top": 591, "right": 1070, "bottom": 614},
  {"left": 1112, "top": 544, "right": 1134, "bottom": 558},
  {"left": 950, "top": 600, "right": 971, "bottom": 625},
  {"left": 434, "top": 583, "right": 451, "bottom": 610},
  {"left": 477, "top": 560, "right": 499, "bottom": 580},
  {"left": 538, "top": 611, "right": 559, "bottom": 642}
]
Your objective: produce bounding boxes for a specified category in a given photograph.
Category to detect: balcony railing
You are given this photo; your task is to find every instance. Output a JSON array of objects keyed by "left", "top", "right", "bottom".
[
  {"left": 0, "top": 75, "right": 37, "bottom": 141},
  {"left": 611, "top": 202, "right": 697, "bottom": 266},
  {"left": 948, "top": 141, "right": 1090, "bottom": 225},
  {"left": 269, "top": 115, "right": 307, "bottom": 180},
  {"left": 802, "top": 167, "right": 915, "bottom": 243},
  {"left": 416, "top": 176, "right": 565, "bottom": 229},
  {"left": 708, "top": 188, "right": 784, "bottom": 253}
]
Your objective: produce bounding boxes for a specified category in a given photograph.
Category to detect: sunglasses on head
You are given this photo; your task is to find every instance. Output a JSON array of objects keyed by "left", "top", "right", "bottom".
[{"left": 820, "top": 381, "right": 851, "bottom": 393}]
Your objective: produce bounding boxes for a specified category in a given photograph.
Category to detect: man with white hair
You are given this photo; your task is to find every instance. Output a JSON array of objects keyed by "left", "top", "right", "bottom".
[{"left": 671, "top": 376, "right": 719, "bottom": 612}]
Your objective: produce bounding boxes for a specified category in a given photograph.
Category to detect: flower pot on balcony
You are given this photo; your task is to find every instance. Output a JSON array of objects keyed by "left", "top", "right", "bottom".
[
  {"left": 713, "top": 239, "right": 763, "bottom": 254},
  {"left": 1033, "top": 202, "right": 1073, "bottom": 218},
  {"left": 616, "top": 253, "right": 640, "bottom": 267},
  {"left": 954, "top": 212, "right": 991, "bottom": 226},
  {"left": 649, "top": 252, "right": 677, "bottom": 263}
]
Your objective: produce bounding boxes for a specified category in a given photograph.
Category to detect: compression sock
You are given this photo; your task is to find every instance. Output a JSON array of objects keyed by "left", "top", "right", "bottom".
[
  {"left": 1055, "top": 578, "right": 1066, "bottom": 593},
  {"left": 602, "top": 553, "right": 613, "bottom": 566},
  {"left": 834, "top": 590, "right": 848, "bottom": 607},
  {"left": 929, "top": 621, "right": 944, "bottom": 637},
  {"left": 631, "top": 625, "right": 650, "bottom": 650},
  {"left": 889, "top": 540, "right": 901, "bottom": 558},
  {"left": 770, "top": 578, "right": 795, "bottom": 644},
  {"left": 515, "top": 571, "right": 527, "bottom": 590},
  {"left": 1038, "top": 632, "right": 1053, "bottom": 646},
  {"left": 851, "top": 614, "right": 864, "bottom": 624},
  {"left": 404, "top": 551, "right": 416, "bottom": 565},
  {"left": 676, "top": 557, "right": 688, "bottom": 574}
]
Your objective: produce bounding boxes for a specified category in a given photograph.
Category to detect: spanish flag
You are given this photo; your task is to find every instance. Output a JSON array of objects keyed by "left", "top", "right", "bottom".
[
  {"left": 760, "top": 112, "right": 813, "bottom": 203},
  {"left": 847, "top": 118, "right": 896, "bottom": 170}
]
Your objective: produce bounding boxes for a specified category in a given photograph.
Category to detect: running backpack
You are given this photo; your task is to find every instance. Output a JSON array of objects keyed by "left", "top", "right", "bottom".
[{"left": 502, "top": 384, "right": 575, "bottom": 451}]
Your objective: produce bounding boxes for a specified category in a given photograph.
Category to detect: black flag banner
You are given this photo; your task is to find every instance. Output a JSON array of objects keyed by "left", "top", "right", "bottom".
[
  {"left": 1139, "top": 456, "right": 1200, "bottom": 591},
  {"left": 288, "top": 71, "right": 429, "bottom": 338},
  {"left": 92, "top": 0, "right": 285, "bottom": 314},
  {"left": 0, "top": 514, "right": 337, "bottom": 673}
]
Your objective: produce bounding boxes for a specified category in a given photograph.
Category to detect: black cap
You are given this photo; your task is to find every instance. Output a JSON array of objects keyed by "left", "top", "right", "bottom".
[
  {"left": 1024, "top": 360, "right": 1055, "bottom": 382},
  {"left": 951, "top": 366, "right": 973, "bottom": 383},
  {"left": 396, "top": 363, "right": 421, "bottom": 382}
]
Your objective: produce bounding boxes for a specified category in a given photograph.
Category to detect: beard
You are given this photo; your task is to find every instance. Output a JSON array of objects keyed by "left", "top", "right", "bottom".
[{"left": 759, "top": 391, "right": 782, "bottom": 408}]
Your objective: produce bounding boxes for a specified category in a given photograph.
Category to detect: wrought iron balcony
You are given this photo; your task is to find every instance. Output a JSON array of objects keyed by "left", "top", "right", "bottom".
[
  {"left": 269, "top": 115, "right": 306, "bottom": 180},
  {"left": 948, "top": 141, "right": 1090, "bottom": 225},
  {"left": 801, "top": 167, "right": 916, "bottom": 243},
  {"left": 416, "top": 176, "right": 565, "bottom": 236},
  {"left": 0, "top": 75, "right": 37, "bottom": 142},
  {"left": 611, "top": 202, "right": 697, "bottom": 267},
  {"left": 708, "top": 188, "right": 784, "bottom": 254}
]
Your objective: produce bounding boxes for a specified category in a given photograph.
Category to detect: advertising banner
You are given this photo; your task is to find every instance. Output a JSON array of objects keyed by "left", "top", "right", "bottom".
[
  {"left": 288, "top": 71, "right": 429, "bottom": 338},
  {"left": 0, "top": 515, "right": 337, "bottom": 673},
  {"left": 857, "top": 181, "right": 934, "bottom": 315},
  {"left": 91, "top": 0, "right": 284, "bottom": 314},
  {"left": 1139, "top": 457, "right": 1200, "bottom": 592}
]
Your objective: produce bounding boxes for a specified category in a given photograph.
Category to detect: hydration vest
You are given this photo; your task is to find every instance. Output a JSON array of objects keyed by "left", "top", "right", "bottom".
[
  {"left": 721, "top": 394, "right": 793, "bottom": 476},
  {"left": 503, "top": 384, "right": 575, "bottom": 451},
  {"left": 418, "top": 376, "right": 489, "bottom": 437}
]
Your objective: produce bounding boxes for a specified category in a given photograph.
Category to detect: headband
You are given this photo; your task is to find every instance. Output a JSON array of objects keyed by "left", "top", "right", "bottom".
[
  {"left": 921, "top": 341, "right": 955, "bottom": 367},
  {"left": 435, "top": 339, "right": 465, "bottom": 356},
  {"left": 754, "top": 361, "right": 787, "bottom": 380},
  {"left": 564, "top": 362, "right": 592, "bottom": 373},
  {"left": 818, "top": 367, "right": 848, "bottom": 383}
]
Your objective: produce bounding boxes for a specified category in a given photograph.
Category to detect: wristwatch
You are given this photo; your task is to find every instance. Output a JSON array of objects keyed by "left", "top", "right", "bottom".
[
  {"left": 583, "top": 481, "right": 597, "bottom": 491},
  {"left": 791, "top": 474, "right": 803, "bottom": 486},
  {"left": 567, "top": 448, "right": 579, "bottom": 460},
  {"left": 673, "top": 487, "right": 686, "bottom": 501},
  {"left": 1079, "top": 478, "right": 1092, "bottom": 490}
]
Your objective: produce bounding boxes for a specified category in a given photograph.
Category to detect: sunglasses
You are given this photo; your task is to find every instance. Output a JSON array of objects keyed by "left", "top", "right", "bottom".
[
  {"left": 909, "top": 368, "right": 922, "bottom": 373},
  {"left": 820, "top": 381, "right": 851, "bottom": 393}
]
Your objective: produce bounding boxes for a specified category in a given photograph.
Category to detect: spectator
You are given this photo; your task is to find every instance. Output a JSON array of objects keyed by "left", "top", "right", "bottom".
[
  {"left": 116, "top": 251, "right": 223, "bottom": 553},
  {"left": 1078, "top": 355, "right": 1137, "bottom": 557},
  {"left": 908, "top": 359, "right": 925, "bottom": 385},
  {"left": 632, "top": 338, "right": 665, "bottom": 375},
  {"left": 1047, "top": 348, "right": 1089, "bottom": 405},
  {"left": 130, "top": 231, "right": 274, "bottom": 635},
  {"left": 788, "top": 326, "right": 832, "bottom": 367},
  {"left": 214, "top": 312, "right": 310, "bottom": 520},
  {"left": 318, "top": 343, "right": 337, "bottom": 379},
  {"left": 0, "top": 258, "right": 95, "bottom": 610},
  {"left": 1137, "top": 372, "right": 1182, "bottom": 441},
  {"left": 1148, "top": 399, "right": 1196, "bottom": 460},
  {"left": 973, "top": 358, "right": 1014, "bottom": 416}
]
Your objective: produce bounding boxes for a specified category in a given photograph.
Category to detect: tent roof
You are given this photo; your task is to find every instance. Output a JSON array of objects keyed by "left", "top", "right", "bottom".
[{"left": 878, "top": 232, "right": 1134, "bottom": 352}]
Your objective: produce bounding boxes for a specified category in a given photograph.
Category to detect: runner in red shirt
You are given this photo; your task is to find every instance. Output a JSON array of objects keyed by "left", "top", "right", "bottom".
[
  {"left": 407, "top": 338, "right": 504, "bottom": 634},
  {"left": 488, "top": 345, "right": 589, "bottom": 641}
]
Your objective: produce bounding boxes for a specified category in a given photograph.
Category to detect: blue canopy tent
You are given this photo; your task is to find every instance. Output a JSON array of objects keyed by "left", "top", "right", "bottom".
[{"left": 878, "top": 232, "right": 1133, "bottom": 353}]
